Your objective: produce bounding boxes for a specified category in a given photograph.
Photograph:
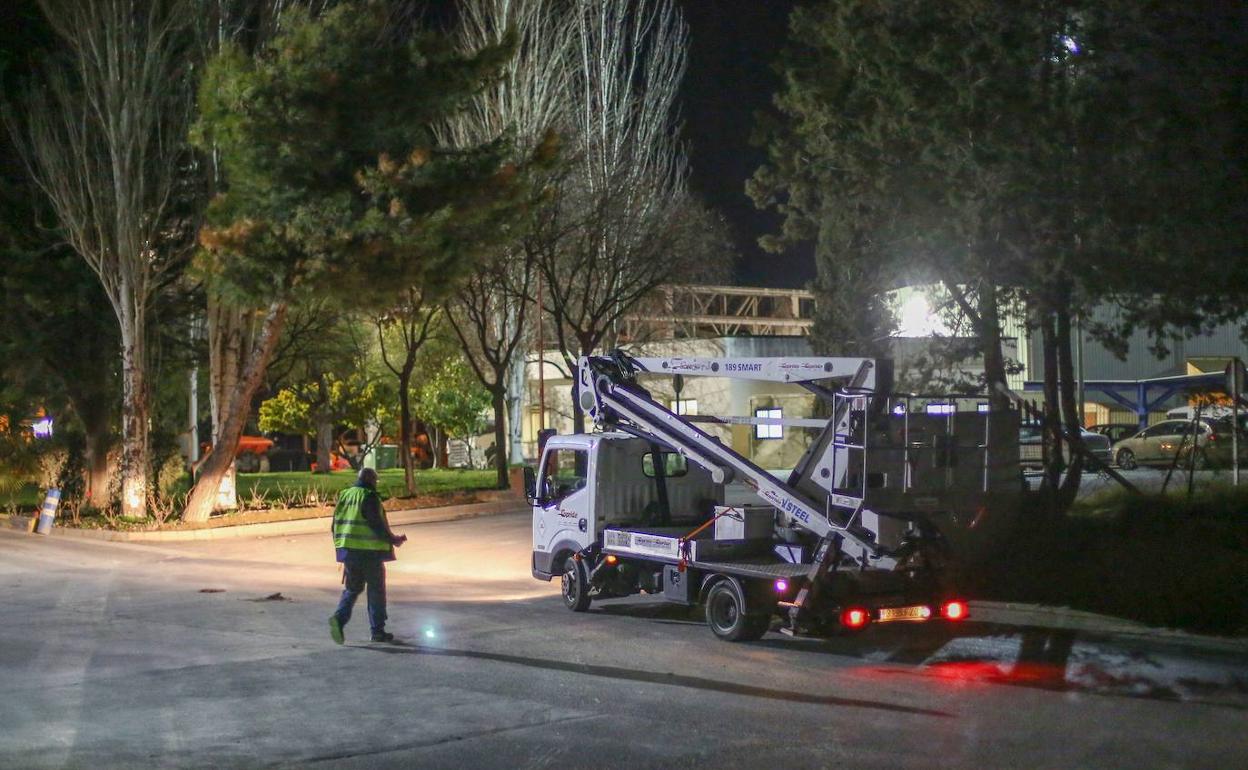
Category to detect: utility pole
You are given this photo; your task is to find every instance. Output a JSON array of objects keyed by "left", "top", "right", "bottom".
[
  {"left": 537, "top": 276, "right": 546, "bottom": 432},
  {"left": 188, "top": 317, "right": 200, "bottom": 466},
  {"left": 1231, "top": 357, "right": 1243, "bottom": 487},
  {"left": 1076, "top": 313, "right": 1086, "bottom": 427}
]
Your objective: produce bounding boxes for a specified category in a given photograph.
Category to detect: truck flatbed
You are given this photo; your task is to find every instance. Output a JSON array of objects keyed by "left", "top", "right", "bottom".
[
  {"left": 602, "top": 525, "right": 807, "bottom": 581},
  {"left": 691, "top": 559, "right": 810, "bottom": 580}
]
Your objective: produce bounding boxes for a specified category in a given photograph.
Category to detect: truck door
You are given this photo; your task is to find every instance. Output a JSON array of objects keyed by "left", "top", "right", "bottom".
[{"left": 532, "top": 445, "right": 594, "bottom": 565}]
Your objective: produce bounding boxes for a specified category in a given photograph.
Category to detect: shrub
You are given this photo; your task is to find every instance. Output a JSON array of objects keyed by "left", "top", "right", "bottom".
[
  {"left": 155, "top": 451, "right": 190, "bottom": 502},
  {"left": 0, "top": 433, "right": 40, "bottom": 501}
]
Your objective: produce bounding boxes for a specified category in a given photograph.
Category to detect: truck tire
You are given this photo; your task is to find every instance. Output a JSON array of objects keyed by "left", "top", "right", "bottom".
[
  {"left": 704, "top": 580, "right": 769, "bottom": 642},
  {"left": 561, "top": 556, "right": 591, "bottom": 612}
]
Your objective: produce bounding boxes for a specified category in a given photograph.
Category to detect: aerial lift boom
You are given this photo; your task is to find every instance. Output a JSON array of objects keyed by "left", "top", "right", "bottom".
[{"left": 577, "top": 352, "right": 898, "bottom": 569}]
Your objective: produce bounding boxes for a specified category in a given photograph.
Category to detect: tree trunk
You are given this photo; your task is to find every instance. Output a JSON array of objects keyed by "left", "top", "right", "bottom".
[
  {"left": 398, "top": 363, "right": 416, "bottom": 495},
  {"left": 118, "top": 306, "right": 149, "bottom": 521},
  {"left": 1039, "top": 308, "right": 1064, "bottom": 510},
  {"left": 1055, "top": 297, "right": 1085, "bottom": 511},
  {"left": 207, "top": 292, "right": 252, "bottom": 511},
  {"left": 569, "top": 345, "right": 587, "bottom": 435},
  {"left": 491, "top": 386, "right": 508, "bottom": 489},
  {"left": 507, "top": 354, "right": 527, "bottom": 465},
  {"left": 978, "top": 284, "right": 1011, "bottom": 411},
  {"left": 315, "top": 416, "right": 334, "bottom": 474},
  {"left": 183, "top": 301, "right": 288, "bottom": 522},
  {"left": 571, "top": 380, "right": 586, "bottom": 435},
  {"left": 83, "top": 427, "right": 113, "bottom": 508},
  {"left": 68, "top": 387, "right": 115, "bottom": 509}
]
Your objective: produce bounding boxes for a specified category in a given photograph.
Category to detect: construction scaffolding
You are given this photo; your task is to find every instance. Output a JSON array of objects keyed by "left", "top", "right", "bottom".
[{"left": 620, "top": 284, "right": 814, "bottom": 341}]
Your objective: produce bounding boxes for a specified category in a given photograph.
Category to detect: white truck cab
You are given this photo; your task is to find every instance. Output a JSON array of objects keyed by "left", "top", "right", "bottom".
[{"left": 530, "top": 433, "right": 721, "bottom": 581}]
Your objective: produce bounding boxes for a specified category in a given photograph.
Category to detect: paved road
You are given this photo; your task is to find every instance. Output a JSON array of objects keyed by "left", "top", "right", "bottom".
[{"left": 1, "top": 513, "right": 1245, "bottom": 769}]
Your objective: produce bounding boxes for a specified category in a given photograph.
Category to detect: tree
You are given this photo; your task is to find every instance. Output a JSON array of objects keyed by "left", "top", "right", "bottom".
[
  {"left": 1, "top": 7, "right": 119, "bottom": 507},
  {"left": 415, "top": 357, "right": 491, "bottom": 468},
  {"left": 752, "top": 0, "right": 1248, "bottom": 513},
  {"left": 376, "top": 288, "right": 439, "bottom": 494},
  {"left": 8, "top": 0, "right": 196, "bottom": 519},
  {"left": 258, "top": 308, "right": 373, "bottom": 473},
  {"left": 258, "top": 372, "right": 393, "bottom": 471},
  {"left": 439, "top": 0, "right": 572, "bottom": 489},
  {"left": 182, "top": 3, "right": 521, "bottom": 520},
  {"left": 190, "top": 0, "right": 336, "bottom": 512},
  {"left": 446, "top": 251, "right": 535, "bottom": 487},
  {"left": 534, "top": 0, "right": 727, "bottom": 432}
]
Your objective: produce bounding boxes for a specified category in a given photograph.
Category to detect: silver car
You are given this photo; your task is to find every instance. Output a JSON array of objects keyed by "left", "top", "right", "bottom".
[
  {"left": 1020, "top": 424, "right": 1112, "bottom": 468},
  {"left": 1113, "top": 418, "right": 1248, "bottom": 469}
]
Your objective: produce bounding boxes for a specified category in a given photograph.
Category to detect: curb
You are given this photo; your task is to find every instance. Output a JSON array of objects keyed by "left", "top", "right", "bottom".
[
  {"left": 1, "top": 513, "right": 36, "bottom": 533},
  {"left": 970, "top": 600, "right": 1248, "bottom": 657},
  {"left": 2, "top": 499, "right": 526, "bottom": 543}
]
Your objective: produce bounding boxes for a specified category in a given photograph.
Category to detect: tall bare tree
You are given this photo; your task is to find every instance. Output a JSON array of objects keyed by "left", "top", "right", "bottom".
[
  {"left": 534, "top": 0, "right": 706, "bottom": 432},
  {"left": 439, "top": 0, "right": 572, "bottom": 484},
  {"left": 9, "top": 0, "right": 195, "bottom": 520}
]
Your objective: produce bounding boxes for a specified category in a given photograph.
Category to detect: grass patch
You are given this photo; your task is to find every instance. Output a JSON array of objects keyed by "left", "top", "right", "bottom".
[
  {"left": 4, "top": 484, "right": 44, "bottom": 510},
  {"left": 965, "top": 485, "right": 1248, "bottom": 635},
  {"left": 235, "top": 467, "right": 496, "bottom": 506}
]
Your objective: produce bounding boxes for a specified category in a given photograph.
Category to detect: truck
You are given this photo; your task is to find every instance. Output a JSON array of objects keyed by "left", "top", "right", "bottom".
[{"left": 528, "top": 351, "right": 1021, "bottom": 641}]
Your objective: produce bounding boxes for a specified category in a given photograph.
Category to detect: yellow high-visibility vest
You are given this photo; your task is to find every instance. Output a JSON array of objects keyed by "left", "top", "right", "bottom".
[{"left": 331, "top": 486, "right": 389, "bottom": 551}]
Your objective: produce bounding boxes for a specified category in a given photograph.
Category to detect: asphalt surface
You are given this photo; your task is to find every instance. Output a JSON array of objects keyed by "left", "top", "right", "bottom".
[{"left": 2, "top": 512, "right": 1246, "bottom": 770}]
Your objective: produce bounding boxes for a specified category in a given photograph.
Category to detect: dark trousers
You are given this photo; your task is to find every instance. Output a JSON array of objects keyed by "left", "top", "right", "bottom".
[{"left": 334, "top": 558, "right": 387, "bottom": 633}]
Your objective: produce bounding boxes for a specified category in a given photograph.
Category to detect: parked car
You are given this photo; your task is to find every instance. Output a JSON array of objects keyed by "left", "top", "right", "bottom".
[
  {"left": 1020, "top": 423, "right": 1112, "bottom": 468},
  {"left": 1088, "top": 423, "right": 1140, "bottom": 445},
  {"left": 1113, "top": 418, "right": 1248, "bottom": 470}
]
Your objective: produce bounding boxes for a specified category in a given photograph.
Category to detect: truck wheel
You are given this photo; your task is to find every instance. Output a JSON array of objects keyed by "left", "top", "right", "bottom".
[
  {"left": 1116, "top": 448, "right": 1137, "bottom": 470},
  {"left": 704, "top": 580, "right": 769, "bottom": 642},
  {"left": 561, "top": 556, "right": 591, "bottom": 612}
]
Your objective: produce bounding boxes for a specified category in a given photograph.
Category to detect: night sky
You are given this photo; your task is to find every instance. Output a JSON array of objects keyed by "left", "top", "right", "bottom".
[{"left": 678, "top": 0, "right": 806, "bottom": 288}]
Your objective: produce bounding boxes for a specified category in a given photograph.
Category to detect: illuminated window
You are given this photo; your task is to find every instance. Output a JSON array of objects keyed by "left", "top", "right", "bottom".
[
  {"left": 669, "top": 399, "right": 698, "bottom": 416},
  {"left": 926, "top": 403, "right": 956, "bottom": 416},
  {"left": 755, "top": 408, "right": 783, "bottom": 439}
]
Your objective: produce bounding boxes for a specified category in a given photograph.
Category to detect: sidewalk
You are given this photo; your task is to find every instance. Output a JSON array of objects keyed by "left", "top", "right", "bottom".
[{"left": 0, "top": 493, "right": 527, "bottom": 543}]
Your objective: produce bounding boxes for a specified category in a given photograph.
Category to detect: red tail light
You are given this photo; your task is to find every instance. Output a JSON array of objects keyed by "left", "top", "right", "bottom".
[
  {"left": 941, "top": 600, "right": 968, "bottom": 621},
  {"left": 841, "top": 607, "right": 870, "bottom": 629}
]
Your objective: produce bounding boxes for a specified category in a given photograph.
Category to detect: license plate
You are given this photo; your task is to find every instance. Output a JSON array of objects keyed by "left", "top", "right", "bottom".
[{"left": 878, "top": 605, "right": 931, "bottom": 622}]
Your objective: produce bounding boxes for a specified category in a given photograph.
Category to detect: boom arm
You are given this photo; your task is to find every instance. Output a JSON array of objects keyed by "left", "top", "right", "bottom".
[{"left": 577, "top": 352, "right": 896, "bottom": 568}]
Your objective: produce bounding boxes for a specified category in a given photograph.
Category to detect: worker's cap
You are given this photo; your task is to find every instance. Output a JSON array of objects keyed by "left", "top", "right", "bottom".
[{"left": 357, "top": 467, "right": 379, "bottom": 486}]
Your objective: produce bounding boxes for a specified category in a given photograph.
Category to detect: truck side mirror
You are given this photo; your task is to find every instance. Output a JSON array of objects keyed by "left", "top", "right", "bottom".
[{"left": 523, "top": 466, "right": 537, "bottom": 502}]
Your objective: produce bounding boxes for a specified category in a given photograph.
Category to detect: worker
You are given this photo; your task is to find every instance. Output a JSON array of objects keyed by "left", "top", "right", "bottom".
[{"left": 329, "top": 467, "right": 407, "bottom": 644}]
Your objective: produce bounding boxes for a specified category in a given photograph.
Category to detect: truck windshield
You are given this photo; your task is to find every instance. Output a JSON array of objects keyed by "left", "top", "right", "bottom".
[{"left": 543, "top": 448, "right": 588, "bottom": 503}]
